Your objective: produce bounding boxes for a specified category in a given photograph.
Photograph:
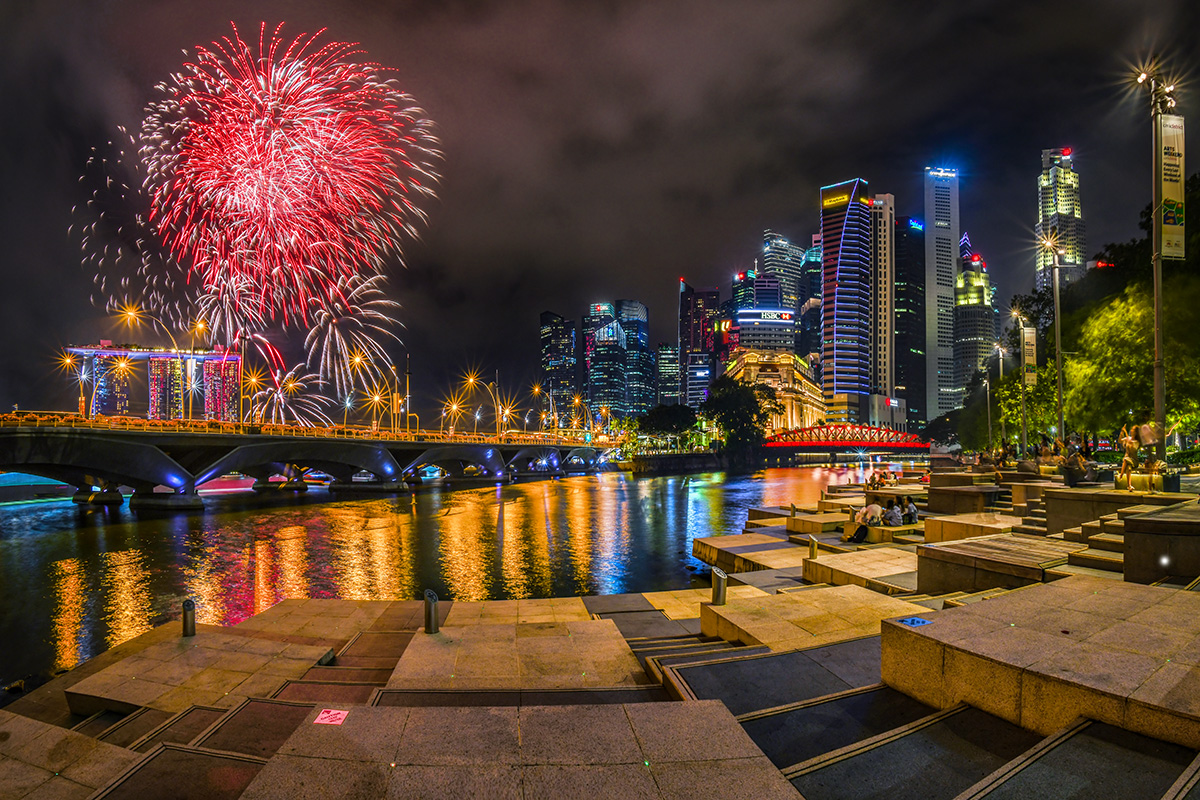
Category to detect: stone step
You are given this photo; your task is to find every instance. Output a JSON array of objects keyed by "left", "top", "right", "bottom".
[
  {"left": 1067, "top": 547, "right": 1124, "bottom": 573},
  {"left": 1046, "top": 564, "right": 1124, "bottom": 581},
  {"left": 71, "top": 709, "right": 128, "bottom": 737},
  {"left": 94, "top": 706, "right": 174, "bottom": 748},
  {"left": 190, "top": 698, "right": 315, "bottom": 760},
  {"left": 1080, "top": 519, "right": 1103, "bottom": 538},
  {"left": 784, "top": 705, "right": 1042, "bottom": 797},
  {"left": 1062, "top": 526, "right": 1085, "bottom": 542},
  {"left": 739, "top": 685, "right": 936, "bottom": 770},
  {"left": 1101, "top": 518, "right": 1126, "bottom": 535},
  {"left": 129, "top": 704, "right": 227, "bottom": 753},
  {"left": 646, "top": 645, "right": 773, "bottom": 683},
  {"left": 91, "top": 744, "right": 264, "bottom": 800},
  {"left": 302, "top": 666, "right": 394, "bottom": 683},
  {"left": 1087, "top": 532, "right": 1125, "bottom": 553},
  {"left": 952, "top": 720, "right": 1195, "bottom": 799},
  {"left": 634, "top": 641, "right": 736, "bottom": 671},
  {"left": 1014, "top": 524, "right": 1048, "bottom": 536},
  {"left": 1027, "top": 507, "right": 1047, "bottom": 519},
  {"left": 272, "top": 680, "right": 379, "bottom": 704}
]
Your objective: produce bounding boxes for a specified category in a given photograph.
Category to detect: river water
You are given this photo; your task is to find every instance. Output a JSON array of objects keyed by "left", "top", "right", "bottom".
[{"left": 0, "top": 466, "right": 875, "bottom": 689}]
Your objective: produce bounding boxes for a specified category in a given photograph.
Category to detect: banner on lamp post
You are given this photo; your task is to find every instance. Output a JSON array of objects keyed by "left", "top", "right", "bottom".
[
  {"left": 1022, "top": 327, "right": 1037, "bottom": 387},
  {"left": 1161, "top": 114, "right": 1186, "bottom": 260}
]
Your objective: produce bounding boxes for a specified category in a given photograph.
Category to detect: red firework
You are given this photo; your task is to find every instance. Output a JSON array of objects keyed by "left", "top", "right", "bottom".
[{"left": 141, "top": 22, "right": 440, "bottom": 335}]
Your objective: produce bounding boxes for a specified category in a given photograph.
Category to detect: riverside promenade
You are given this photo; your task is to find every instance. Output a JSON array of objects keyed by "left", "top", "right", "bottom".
[{"left": 7, "top": 468, "right": 1200, "bottom": 798}]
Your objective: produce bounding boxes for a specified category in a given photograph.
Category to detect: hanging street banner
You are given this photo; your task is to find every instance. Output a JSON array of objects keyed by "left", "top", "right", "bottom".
[
  {"left": 1022, "top": 327, "right": 1037, "bottom": 387},
  {"left": 1161, "top": 114, "right": 1186, "bottom": 260}
]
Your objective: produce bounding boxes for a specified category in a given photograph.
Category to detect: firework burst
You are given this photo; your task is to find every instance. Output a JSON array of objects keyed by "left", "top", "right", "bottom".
[
  {"left": 250, "top": 365, "right": 335, "bottom": 427},
  {"left": 140, "top": 22, "right": 440, "bottom": 332},
  {"left": 304, "top": 274, "right": 399, "bottom": 396}
]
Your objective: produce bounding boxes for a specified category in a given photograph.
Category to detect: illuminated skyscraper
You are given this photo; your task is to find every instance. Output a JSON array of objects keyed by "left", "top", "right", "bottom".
[
  {"left": 91, "top": 354, "right": 130, "bottom": 416},
  {"left": 820, "top": 178, "right": 872, "bottom": 424},
  {"left": 148, "top": 356, "right": 184, "bottom": 420},
  {"left": 924, "top": 167, "right": 961, "bottom": 419},
  {"left": 870, "top": 193, "right": 895, "bottom": 396},
  {"left": 203, "top": 357, "right": 240, "bottom": 421},
  {"left": 954, "top": 250, "right": 998, "bottom": 404},
  {"left": 590, "top": 319, "right": 628, "bottom": 419},
  {"left": 678, "top": 280, "right": 720, "bottom": 409},
  {"left": 753, "top": 273, "right": 782, "bottom": 308},
  {"left": 1035, "top": 147, "right": 1087, "bottom": 291},
  {"left": 617, "top": 299, "right": 655, "bottom": 416},
  {"left": 655, "top": 342, "right": 680, "bottom": 406},
  {"left": 539, "top": 311, "right": 577, "bottom": 416},
  {"left": 894, "top": 217, "right": 927, "bottom": 428},
  {"left": 797, "top": 236, "right": 824, "bottom": 357},
  {"left": 761, "top": 231, "right": 808, "bottom": 312},
  {"left": 582, "top": 302, "right": 616, "bottom": 404},
  {"left": 732, "top": 270, "right": 757, "bottom": 310}
]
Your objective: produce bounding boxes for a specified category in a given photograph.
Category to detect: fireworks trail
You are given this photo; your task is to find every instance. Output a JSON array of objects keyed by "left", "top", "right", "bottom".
[
  {"left": 141, "top": 21, "right": 441, "bottom": 330},
  {"left": 250, "top": 365, "right": 335, "bottom": 427},
  {"left": 305, "top": 274, "right": 399, "bottom": 397},
  {"left": 73, "top": 132, "right": 194, "bottom": 327}
]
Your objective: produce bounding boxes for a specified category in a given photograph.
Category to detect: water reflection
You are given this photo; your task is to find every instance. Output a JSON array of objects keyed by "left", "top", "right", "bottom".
[{"left": 1, "top": 467, "right": 867, "bottom": 686}]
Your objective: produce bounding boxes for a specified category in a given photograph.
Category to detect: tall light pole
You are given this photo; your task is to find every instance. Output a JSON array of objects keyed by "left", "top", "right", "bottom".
[
  {"left": 1138, "top": 69, "right": 1178, "bottom": 462},
  {"left": 1013, "top": 311, "right": 1029, "bottom": 456},
  {"left": 985, "top": 377, "right": 993, "bottom": 450},
  {"left": 1041, "top": 238, "right": 1066, "bottom": 441},
  {"left": 995, "top": 343, "right": 1007, "bottom": 444}
]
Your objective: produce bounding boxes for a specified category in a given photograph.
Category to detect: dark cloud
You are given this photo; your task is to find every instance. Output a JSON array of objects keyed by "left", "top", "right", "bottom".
[{"left": 0, "top": 0, "right": 1196, "bottom": 414}]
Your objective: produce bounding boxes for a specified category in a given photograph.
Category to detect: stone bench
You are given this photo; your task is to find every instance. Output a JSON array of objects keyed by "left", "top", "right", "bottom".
[
  {"left": 927, "top": 485, "right": 1002, "bottom": 514},
  {"left": 839, "top": 521, "right": 923, "bottom": 544},
  {"left": 785, "top": 512, "right": 851, "bottom": 534}
]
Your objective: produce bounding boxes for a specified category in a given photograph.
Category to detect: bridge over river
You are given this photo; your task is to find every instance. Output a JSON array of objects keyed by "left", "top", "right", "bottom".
[{"left": 0, "top": 413, "right": 610, "bottom": 509}]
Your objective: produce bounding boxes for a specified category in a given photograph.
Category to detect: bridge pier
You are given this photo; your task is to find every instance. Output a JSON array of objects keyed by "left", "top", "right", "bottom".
[
  {"left": 72, "top": 487, "right": 124, "bottom": 506},
  {"left": 328, "top": 479, "right": 406, "bottom": 493},
  {"left": 128, "top": 490, "right": 204, "bottom": 511}
]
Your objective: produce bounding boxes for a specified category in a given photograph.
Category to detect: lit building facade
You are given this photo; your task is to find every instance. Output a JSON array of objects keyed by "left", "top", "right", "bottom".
[
  {"left": 539, "top": 311, "right": 577, "bottom": 417},
  {"left": 203, "top": 357, "right": 240, "bottom": 421},
  {"left": 924, "top": 167, "right": 961, "bottom": 420},
  {"left": 735, "top": 309, "right": 795, "bottom": 352},
  {"left": 91, "top": 354, "right": 130, "bottom": 416},
  {"left": 589, "top": 318, "right": 627, "bottom": 419},
  {"left": 581, "top": 303, "right": 616, "bottom": 405},
  {"left": 679, "top": 280, "right": 720, "bottom": 410},
  {"left": 761, "top": 231, "right": 808, "bottom": 313},
  {"left": 870, "top": 193, "right": 895, "bottom": 396},
  {"left": 820, "top": 178, "right": 872, "bottom": 424},
  {"left": 1035, "top": 147, "right": 1087, "bottom": 291},
  {"left": 148, "top": 356, "right": 184, "bottom": 420},
  {"left": 954, "top": 252, "right": 998, "bottom": 403},
  {"left": 655, "top": 343, "right": 681, "bottom": 406},
  {"left": 798, "top": 237, "right": 824, "bottom": 358},
  {"left": 894, "top": 217, "right": 927, "bottom": 429},
  {"left": 724, "top": 349, "right": 826, "bottom": 430},
  {"left": 732, "top": 270, "right": 757, "bottom": 310},
  {"left": 617, "top": 299, "right": 654, "bottom": 417},
  {"left": 753, "top": 273, "right": 782, "bottom": 309}
]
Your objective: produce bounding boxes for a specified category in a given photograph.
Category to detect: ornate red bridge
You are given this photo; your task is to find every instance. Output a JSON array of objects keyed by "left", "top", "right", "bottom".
[{"left": 765, "top": 424, "right": 928, "bottom": 453}]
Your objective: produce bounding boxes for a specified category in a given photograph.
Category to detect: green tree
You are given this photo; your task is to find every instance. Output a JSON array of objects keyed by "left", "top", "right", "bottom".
[
  {"left": 1064, "top": 277, "right": 1200, "bottom": 434},
  {"left": 700, "top": 376, "right": 780, "bottom": 466},
  {"left": 640, "top": 404, "right": 697, "bottom": 436}
]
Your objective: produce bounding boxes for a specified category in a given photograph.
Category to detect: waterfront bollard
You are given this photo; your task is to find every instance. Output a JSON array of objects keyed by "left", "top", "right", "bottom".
[
  {"left": 711, "top": 567, "right": 728, "bottom": 606},
  {"left": 808, "top": 535, "right": 818, "bottom": 559},
  {"left": 182, "top": 599, "right": 196, "bottom": 637},
  {"left": 424, "top": 590, "right": 439, "bottom": 634}
]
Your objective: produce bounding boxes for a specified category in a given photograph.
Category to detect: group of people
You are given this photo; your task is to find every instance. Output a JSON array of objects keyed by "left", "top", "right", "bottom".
[
  {"left": 864, "top": 470, "right": 898, "bottom": 489},
  {"left": 840, "top": 496, "right": 919, "bottom": 544}
]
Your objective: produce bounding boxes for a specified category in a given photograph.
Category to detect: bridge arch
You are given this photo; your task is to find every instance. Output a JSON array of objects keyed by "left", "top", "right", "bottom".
[
  {"left": 506, "top": 447, "right": 562, "bottom": 474},
  {"left": 401, "top": 446, "right": 508, "bottom": 479},
  {"left": 194, "top": 441, "right": 403, "bottom": 485},
  {"left": 0, "top": 430, "right": 194, "bottom": 492}
]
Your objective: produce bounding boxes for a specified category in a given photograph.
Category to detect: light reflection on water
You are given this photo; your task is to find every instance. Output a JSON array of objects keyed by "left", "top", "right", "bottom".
[{"left": 0, "top": 466, "right": 878, "bottom": 686}]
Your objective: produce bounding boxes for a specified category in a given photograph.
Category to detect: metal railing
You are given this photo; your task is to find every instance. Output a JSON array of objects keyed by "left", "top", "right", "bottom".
[{"left": 0, "top": 411, "right": 591, "bottom": 447}]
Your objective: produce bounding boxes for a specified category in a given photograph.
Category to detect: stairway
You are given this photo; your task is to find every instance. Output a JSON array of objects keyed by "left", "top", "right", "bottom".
[
  {"left": 625, "top": 633, "right": 771, "bottom": 685},
  {"left": 1015, "top": 496, "right": 1048, "bottom": 536},
  {"left": 1065, "top": 512, "right": 1125, "bottom": 577}
]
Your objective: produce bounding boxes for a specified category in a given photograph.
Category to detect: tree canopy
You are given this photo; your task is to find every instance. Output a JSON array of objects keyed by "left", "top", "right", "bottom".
[
  {"left": 639, "top": 403, "right": 697, "bottom": 436},
  {"left": 700, "top": 376, "right": 780, "bottom": 462}
]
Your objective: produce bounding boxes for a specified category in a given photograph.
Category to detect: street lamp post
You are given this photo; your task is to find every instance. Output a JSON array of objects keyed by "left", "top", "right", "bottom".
[
  {"left": 985, "top": 377, "right": 993, "bottom": 450},
  {"left": 1138, "top": 69, "right": 1178, "bottom": 461},
  {"left": 1013, "top": 312, "right": 1029, "bottom": 457},
  {"left": 1042, "top": 239, "right": 1067, "bottom": 441},
  {"left": 995, "top": 344, "right": 1007, "bottom": 445}
]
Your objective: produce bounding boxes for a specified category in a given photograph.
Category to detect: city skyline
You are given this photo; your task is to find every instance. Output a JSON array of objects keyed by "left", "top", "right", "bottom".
[{"left": 1, "top": 1, "right": 1196, "bottom": 416}]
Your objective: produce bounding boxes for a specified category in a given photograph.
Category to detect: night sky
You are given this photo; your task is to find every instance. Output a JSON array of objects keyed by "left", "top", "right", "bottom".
[{"left": 1, "top": 0, "right": 1196, "bottom": 419}]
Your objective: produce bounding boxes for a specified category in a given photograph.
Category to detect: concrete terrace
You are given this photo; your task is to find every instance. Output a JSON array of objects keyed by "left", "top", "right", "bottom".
[{"left": 7, "top": 475, "right": 1200, "bottom": 798}]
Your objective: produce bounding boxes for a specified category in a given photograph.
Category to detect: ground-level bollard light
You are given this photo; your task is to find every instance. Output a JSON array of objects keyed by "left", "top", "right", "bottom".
[
  {"left": 182, "top": 599, "right": 196, "bottom": 637},
  {"left": 809, "top": 535, "right": 818, "bottom": 559},
  {"left": 424, "top": 589, "right": 439, "bottom": 634},
  {"left": 711, "top": 567, "right": 727, "bottom": 606}
]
